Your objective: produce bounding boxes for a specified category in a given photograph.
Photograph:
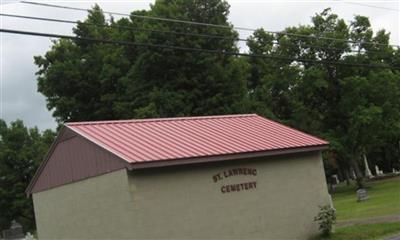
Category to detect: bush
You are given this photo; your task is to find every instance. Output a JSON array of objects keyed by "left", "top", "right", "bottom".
[{"left": 314, "top": 205, "right": 337, "bottom": 236}]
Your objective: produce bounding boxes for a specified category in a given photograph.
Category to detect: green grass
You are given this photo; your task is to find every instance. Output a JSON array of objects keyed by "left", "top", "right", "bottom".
[
  {"left": 310, "top": 221, "right": 400, "bottom": 240},
  {"left": 311, "top": 177, "right": 400, "bottom": 239},
  {"left": 332, "top": 176, "right": 400, "bottom": 221}
]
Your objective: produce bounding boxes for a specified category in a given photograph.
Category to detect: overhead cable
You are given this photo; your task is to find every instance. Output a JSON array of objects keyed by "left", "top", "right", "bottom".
[
  {"left": 20, "top": 1, "right": 400, "bottom": 48},
  {"left": 1, "top": 28, "right": 398, "bottom": 70},
  {"left": 1, "top": 13, "right": 393, "bottom": 54}
]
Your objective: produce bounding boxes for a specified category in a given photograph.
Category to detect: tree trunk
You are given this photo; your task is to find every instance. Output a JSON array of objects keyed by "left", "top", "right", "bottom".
[
  {"left": 381, "top": 146, "right": 392, "bottom": 173},
  {"left": 353, "top": 161, "right": 363, "bottom": 178}
]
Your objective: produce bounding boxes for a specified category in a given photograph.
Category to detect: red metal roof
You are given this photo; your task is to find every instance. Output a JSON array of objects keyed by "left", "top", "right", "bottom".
[{"left": 66, "top": 114, "right": 328, "bottom": 166}]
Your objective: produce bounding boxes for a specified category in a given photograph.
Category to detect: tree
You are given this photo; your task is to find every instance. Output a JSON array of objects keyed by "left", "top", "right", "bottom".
[
  {"left": 34, "top": 3, "right": 400, "bottom": 186},
  {"left": 0, "top": 120, "right": 55, "bottom": 232},
  {"left": 35, "top": 0, "right": 248, "bottom": 123},
  {"left": 245, "top": 9, "right": 400, "bottom": 184}
]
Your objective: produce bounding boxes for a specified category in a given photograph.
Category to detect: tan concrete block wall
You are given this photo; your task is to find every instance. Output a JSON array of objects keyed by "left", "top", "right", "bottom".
[{"left": 33, "top": 151, "right": 330, "bottom": 239}]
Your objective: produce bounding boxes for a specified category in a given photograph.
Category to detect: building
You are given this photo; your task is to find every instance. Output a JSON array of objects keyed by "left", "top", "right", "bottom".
[{"left": 27, "top": 114, "right": 330, "bottom": 239}]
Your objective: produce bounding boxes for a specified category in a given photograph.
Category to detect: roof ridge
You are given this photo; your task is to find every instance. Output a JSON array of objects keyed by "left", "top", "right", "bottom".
[{"left": 66, "top": 113, "right": 258, "bottom": 126}]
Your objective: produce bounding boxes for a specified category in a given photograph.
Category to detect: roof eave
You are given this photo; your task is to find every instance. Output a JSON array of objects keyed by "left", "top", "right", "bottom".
[{"left": 128, "top": 144, "right": 329, "bottom": 170}]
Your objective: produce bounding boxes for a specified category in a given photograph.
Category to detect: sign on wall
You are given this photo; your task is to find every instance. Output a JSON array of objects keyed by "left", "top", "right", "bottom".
[{"left": 212, "top": 168, "right": 257, "bottom": 194}]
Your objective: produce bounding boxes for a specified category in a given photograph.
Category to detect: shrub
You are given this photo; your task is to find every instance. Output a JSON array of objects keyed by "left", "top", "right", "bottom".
[{"left": 314, "top": 205, "right": 337, "bottom": 236}]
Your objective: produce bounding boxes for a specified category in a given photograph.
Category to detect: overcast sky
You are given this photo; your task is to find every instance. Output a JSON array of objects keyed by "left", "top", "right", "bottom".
[{"left": 1, "top": 0, "right": 399, "bottom": 131}]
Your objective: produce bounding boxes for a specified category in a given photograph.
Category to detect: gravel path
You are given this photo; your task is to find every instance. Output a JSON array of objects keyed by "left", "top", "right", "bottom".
[
  {"left": 384, "top": 235, "right": 400, "bottom": 240},
  {"left": 336, "top": 214, "right": 400, "bottom": 228}
]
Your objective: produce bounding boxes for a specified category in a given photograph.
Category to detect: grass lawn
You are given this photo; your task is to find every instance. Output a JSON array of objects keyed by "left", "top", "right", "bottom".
[
  {"left": 310, "top": 221, "right": 400, "bottom": 240},
  {"left": 310, "top": 176, "right": 400, "bottom": 239},
  {"left": 332, "top": 176, "right": 400, "bottom": 221}
]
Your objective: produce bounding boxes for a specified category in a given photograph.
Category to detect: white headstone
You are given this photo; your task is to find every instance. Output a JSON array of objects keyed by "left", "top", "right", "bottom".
[
  {"left": 332, "top": 174, "right": 339, "bottom": 184},
  {"left": 24, "top": 232, "right": 35, "bottom": 240},
  {"left": 375, "top": 165, "right": 381, "bottom": 175},
  {"left": 363, "top": 154, "right": 372, "bottom": 178}
]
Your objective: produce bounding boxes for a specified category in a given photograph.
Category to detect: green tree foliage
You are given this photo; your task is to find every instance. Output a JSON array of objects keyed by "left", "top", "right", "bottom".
[
  {"left": 0, "top": 120, "right": 55, "bottom": 232},
  {"left": 35, "top": 1, "right": 248, "bottom": 122},
  {"left": 34, "top": 2, "right": 399, "bottom": 183},
  {"left": 28, "top": 3, "right": 250, "bottom": 233},
  {"left": 3, "top": 1, "right": 397, "bottom": 234},
  {"left": 246, "top": 9, "right": 400, "bottom": 181}
]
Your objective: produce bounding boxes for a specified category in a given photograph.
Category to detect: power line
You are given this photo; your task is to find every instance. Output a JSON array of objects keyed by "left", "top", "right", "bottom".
[
  {"left": 20, "top": 1, "right": 248, "bottom": 30},
  {"left": 1, "top": 28, "right": 398, "bottom": 70},
  {"left": 336, "top": 1, "right": 399, "bottom": 12},
  {"left": 1, "top": 12, "right": 385, "bottom": 54},
  {"left": 348, "top": 2, "right": 399, "bottom": 12},
  {"left": 20, "top": 1, "right": 400, "bottom": 49},
  {"left": 0, "top": 13, "right": 247, "bottom": 42}
]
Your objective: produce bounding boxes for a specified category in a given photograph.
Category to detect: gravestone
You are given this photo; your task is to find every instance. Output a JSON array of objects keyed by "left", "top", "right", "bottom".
[
  {"left": 363, "top": 154, "right": 372, "bottom": 178},
  {"left": 332, "top": 174, "right": 339, "bottom": 184},
  {"left": 24, "top": 232, "right": 34, "bottom": 240},
  {"left": 2, "top": 220, "right": 24, "bottom": 240},
  {"left": 356, "top": 188, "right": 368, "bottom": 202},
  {"left": 331, "top": 175, "right": 339, "bottom": 185},
  {"left": 375, "top": 165, "right": 383, "bottom": 176}
]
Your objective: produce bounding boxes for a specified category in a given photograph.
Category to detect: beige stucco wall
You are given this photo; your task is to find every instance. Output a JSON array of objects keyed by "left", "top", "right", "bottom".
[
  {"left": 33, "top": 169, "right": 133, "bottom": 239},
  {"left": 33, "top": 151, "right": 330, "bottom": 239}
]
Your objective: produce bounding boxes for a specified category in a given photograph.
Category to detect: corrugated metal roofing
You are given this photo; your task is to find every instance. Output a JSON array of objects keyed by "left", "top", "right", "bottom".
[{"left": 66, "top": 114, "right": 328, "bottom": 165}]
